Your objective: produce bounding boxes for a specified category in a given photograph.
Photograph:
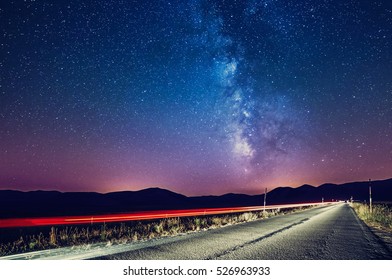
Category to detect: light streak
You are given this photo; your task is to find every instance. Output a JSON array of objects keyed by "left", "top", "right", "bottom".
[{"left": 0, "top": 202, "right": 339, "bottom": 228}]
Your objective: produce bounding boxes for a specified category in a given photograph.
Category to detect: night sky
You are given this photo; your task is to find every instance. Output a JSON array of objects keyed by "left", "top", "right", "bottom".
[{"left": 0, "top": 0, "right": 391, "bottom": 195}]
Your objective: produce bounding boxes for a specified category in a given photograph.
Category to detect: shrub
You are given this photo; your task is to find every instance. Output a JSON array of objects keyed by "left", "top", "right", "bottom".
[{"left": 352, "top": 203, "right": 392, "bottom": 230}]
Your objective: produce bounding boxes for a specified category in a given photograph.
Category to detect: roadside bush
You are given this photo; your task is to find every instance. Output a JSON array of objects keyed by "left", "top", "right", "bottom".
[{"left": 352, "top": 203, "right": 392, "bottom": 229}]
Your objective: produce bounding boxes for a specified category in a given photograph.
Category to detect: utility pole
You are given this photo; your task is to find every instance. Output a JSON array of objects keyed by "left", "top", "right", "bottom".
[
  {"left": 369, "top": 179, "right": 372, "bottom": 214},
  {"left": 322, "top": 197, "right": 324, "bottom": 204},
  {"left": 263, "top": 188, "right": 267, "bottom": 214}
]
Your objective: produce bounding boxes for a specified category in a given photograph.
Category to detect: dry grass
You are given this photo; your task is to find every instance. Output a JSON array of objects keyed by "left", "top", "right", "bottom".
[
  {"left": 0, "top": 206, "right": 309, "bottom": 257},
  {"left": 352, "top": 202, "right": 392, "bottom": 230}
]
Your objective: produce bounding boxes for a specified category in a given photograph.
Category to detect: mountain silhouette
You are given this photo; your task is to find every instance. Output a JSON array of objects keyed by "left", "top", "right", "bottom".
[{"left": 0, "top": 178, "right": 391, "bottom": 218}]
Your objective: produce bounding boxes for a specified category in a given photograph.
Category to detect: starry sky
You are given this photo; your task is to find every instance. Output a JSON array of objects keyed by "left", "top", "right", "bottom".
[{"left": 0, "top": 0, "right": 391, "bottom": 196}]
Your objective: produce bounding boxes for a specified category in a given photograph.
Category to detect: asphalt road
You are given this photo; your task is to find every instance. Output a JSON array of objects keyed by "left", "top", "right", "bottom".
[{"left": 95, "top": 203, "right": 391, "bottom": 260}]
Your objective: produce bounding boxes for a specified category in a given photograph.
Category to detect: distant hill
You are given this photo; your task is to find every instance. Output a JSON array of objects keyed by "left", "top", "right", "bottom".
[
  {"left": 267, "top": 178, "right": 392, "bottom": 204},
  {"left": 0, "top": 178, "right": 391, "bottom": 218},
  {"left": 0, "top": 188, "right": 189, "bottom": 218}
]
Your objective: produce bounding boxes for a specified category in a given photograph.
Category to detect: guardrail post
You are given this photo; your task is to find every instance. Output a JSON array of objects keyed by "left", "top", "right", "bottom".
[{"left": 369, "top": 179, "right": 372, "bottom": 214}]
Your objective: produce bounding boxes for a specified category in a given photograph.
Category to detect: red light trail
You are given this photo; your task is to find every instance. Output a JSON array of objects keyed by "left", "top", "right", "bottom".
[{"left": 0, "top": 202, "right": 338, "bottom": 228}]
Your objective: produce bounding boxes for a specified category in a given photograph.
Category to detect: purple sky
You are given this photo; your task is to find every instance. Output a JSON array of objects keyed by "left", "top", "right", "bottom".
[{"left": 1, "top": 0, "right": 391, "bottom": 195}]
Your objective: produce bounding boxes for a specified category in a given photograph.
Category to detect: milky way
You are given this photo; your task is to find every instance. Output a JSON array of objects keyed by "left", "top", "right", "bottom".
[{"left": 0, "top": 0, "right": 391, "bottom": 195}]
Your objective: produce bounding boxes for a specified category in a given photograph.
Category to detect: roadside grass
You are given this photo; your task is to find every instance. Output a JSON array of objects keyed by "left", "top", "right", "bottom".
[
  {"left": 0, "top": 206, "right": 309, "bottom": 257},
  {"left": 352, "top": 202, "right": 392, "bottom": 231}
]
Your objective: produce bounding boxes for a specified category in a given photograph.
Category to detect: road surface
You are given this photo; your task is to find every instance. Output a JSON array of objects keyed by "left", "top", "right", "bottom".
[
  {"left": 94, "top": 203, "right": 391, "bottom": 260},
  {"left": 1, "top": 203, "right": 390, "bottom": 260}
]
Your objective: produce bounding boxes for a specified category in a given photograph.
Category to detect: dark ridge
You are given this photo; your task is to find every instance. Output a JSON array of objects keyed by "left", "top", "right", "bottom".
[{"left": 0, "top": 178, "right": 391, "bottom": 218}]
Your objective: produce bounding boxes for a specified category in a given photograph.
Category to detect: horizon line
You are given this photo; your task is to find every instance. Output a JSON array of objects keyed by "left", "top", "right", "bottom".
[{"left": 0, "top": 176, "right": 390, "bottom": 196}]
